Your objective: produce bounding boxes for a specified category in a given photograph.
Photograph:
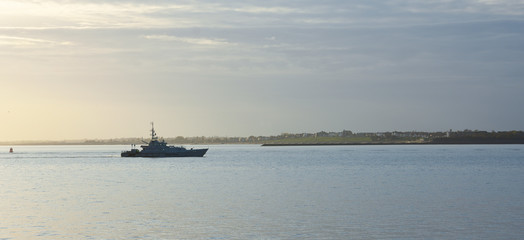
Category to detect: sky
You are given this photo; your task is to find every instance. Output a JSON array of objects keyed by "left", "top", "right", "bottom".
[{"left": 1, "top": 0, "right": 523, "bottom": 141}]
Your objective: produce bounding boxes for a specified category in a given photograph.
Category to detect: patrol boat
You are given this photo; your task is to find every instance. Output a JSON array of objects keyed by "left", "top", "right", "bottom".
[{"left": 121, "top": 123, "right": 208, "bottom": 157}]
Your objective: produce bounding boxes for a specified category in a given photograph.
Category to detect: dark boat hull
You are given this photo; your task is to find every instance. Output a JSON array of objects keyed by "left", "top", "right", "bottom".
[{"left": 121, "top": 148, "right": 208, "bottom": 157}]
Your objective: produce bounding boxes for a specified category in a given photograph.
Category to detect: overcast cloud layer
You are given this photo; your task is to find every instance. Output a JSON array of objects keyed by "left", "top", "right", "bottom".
[{"left": 1, "top": 0, "right": 523, "bottom": 140}]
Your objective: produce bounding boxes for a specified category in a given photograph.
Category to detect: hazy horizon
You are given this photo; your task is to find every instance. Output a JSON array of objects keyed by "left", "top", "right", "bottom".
[
  {"left": 1, "top": 128, "right": 522, "bottom": 143},
  {"left": 2, "top": 1, "right": 523, "bottom": 141}
]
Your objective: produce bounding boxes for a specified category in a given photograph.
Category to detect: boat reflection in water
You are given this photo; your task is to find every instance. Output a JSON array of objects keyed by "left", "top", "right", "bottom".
[{"left": 121, "top": 123, "right": 208, "bottom": 157}]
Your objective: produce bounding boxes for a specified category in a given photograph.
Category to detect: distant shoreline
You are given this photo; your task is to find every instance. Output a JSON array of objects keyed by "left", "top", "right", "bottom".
[
  {"left": 262, "top": 141, "right": 524, "bottom": 146},
  {"left": 2, "top": 142, "right": 524, "bottom": 147},
  {"left": 2, "top": 130, "right": 523, "bottom": 146},
  {"left": 262, "top": 143, "right": 426, "bottom": 146}
]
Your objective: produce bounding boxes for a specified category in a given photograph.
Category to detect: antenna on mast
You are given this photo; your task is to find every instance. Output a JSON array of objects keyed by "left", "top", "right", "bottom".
[{"left": 151, "top": 122, "right": 158, "bottom": 140}]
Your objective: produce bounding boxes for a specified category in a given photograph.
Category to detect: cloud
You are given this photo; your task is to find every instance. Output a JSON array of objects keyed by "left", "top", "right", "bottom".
[
  {"left": 1, "top": 0, "right": 524, "bottom": 31},
  {"left": 231, "top": 6, "right": 305, "bottom": 14},
  {"left": 0, "top": 1, "right": 303, "bottom": 30},
  {"left": 395, "top": 0, "right": 524, "bottom": 16},
  {"left": 0, "top": 1, "right": 187, "bottom": 29},
  {"left": 144, "top": 35, "right": 233, "bottom": 46},
  {"left": 0, "top": 35, "right": 73, "bottom": 47}
]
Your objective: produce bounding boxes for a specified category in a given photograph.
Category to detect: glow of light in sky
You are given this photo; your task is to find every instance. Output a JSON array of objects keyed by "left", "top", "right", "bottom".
[{"left": 1, "top": 0, "right": 523, "bottom": 141}]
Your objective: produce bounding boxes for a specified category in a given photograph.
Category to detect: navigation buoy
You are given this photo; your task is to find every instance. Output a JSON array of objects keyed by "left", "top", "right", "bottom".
[{"left": 9, "top": 147, "right": 13, "bottom": 153}]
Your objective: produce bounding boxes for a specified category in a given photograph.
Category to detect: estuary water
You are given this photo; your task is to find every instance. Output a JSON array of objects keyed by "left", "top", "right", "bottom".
[{"left": 1, "top": 144, "right": 523, "bottom": 239}]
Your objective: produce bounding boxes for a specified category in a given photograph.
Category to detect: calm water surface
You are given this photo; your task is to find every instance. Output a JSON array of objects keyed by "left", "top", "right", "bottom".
[{"left": 1, "top": 144, "right": 523, "bottom": 239}]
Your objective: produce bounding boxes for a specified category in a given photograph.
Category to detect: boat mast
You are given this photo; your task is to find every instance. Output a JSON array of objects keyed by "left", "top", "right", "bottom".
[{"left": 151, "top": 122, "right": 158, "bottom": 141}]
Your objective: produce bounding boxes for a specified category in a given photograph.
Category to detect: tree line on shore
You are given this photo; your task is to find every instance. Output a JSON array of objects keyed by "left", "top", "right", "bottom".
[{"left": 2, "top": 130, "right": 524, "bottom": 145}]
